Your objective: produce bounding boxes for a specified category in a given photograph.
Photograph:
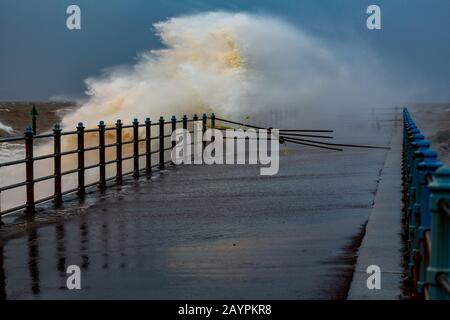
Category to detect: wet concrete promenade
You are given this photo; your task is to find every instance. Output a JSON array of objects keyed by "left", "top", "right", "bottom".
[{"left": 0, "top": 110, "right": 398, "bottom": 299}]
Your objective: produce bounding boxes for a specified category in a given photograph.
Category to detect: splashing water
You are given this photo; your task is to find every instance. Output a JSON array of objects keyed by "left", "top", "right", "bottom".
[
  {"left": 0, "top": 12, "right": 404, "bottom": 212},
  {"left": 0, "top": 121, "right": 14, "bottom": 135}
]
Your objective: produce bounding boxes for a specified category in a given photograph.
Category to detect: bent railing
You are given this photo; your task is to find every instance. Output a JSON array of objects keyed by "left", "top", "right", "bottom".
[
  {"left": 403, "top": 108, "right": 450, "bottom": 300},
  {"left": 0, "top": 108, "right": 393, "bottom": 224},
  {"left": 1, "top": 110, "right": 345, "bottom": 222}
]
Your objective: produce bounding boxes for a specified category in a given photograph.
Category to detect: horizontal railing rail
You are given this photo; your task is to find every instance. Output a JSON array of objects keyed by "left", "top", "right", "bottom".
[
  {"left": 0, "top": 110, "right": 387, "bottom": 226},
  {"left": 402, "top": 108, "right": 450, "bottom": 300},
  {"left": 214, "top": 117, "right": 390, "bottom": 151},
  {"left": 0, "top": 113, "right": 210, "bottom": 222}
]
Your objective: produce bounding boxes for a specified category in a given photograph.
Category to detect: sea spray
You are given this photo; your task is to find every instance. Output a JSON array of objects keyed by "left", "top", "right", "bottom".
[
  {"left": 0, "top": 121, "right": 14, "bottom": 135},
  {"left": 0, "top": 12, "right": 404, "bottom": 212}
]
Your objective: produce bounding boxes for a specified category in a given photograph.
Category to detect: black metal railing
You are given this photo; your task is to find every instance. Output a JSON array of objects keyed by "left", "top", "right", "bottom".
[
  {"left": 0, "top": 114, "right": 198, "bottom": 221},
  {"left": 0, "top": 111, "right": 390, "bottom": 224}
]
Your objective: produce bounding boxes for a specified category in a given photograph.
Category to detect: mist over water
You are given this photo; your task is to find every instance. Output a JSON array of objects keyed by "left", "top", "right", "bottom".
[{"left": 1, "top": 12, "right": 406, "bottom": 211}]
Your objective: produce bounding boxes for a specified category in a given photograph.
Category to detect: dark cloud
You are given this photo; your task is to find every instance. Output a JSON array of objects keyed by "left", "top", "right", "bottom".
[{"left": 0, "top": 0, "right": 449, "bottom": 102}]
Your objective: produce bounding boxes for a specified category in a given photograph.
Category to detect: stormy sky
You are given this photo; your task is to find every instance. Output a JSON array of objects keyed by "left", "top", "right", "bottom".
[{"left": 0, "top": 0, "right": 449, "bottom": 102}]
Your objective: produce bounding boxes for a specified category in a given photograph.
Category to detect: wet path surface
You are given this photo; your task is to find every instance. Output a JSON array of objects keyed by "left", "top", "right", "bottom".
[{"left": 0, "top": 110, "right": 397, "bottom": 299}]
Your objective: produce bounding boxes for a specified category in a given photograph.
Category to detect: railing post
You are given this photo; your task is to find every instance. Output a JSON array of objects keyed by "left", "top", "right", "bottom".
[
  {"left": 159, "top": 116, "right": 165, "bottom": 170},
  {"left": 407, "top": 130, "right": 421, "bottom": 173},
  {"left": 77, "top": 122, "right": 85, "bottom": 195},
  {"left": 145, "top": 118, "right": 151, "bottom": 175},
  {"left": 181, "top": 115, "right": 188, "bottom": 165},
  {"left": 406, "top": 127, "right": 420, "bottom": 177},
  {"left": 53, "top": 124, "right": 62, "bottom": 207},
  {"left": 116, "top": 119, "right": 123, "bottom": 184},
  {"left": 211, "top": 113, "right": 216, "bottom": 143},
  {"left": 133, "top": 118, "right": 139, "bottom": 179},
  {"left": 24, "top": 127, "right": 35, "bottom": 217},
  {"left": 211, "top": 113, "right": 216, "bottom": 129},
  {"left": 193, "top": 114, "right": 199, "bottom": 160},
  {"left": 98, "top": 121, "right": 106, "bottom": 190},
  {"left": 416, "top": 150, "right": 443, "bottom": 293},
  {"left": 202, "top": 113, "right": 207, "bottom": 151},
  {"left": 406, "top": 134, "right": 425, "bottom": 258},
  {"left": 409, "top": 139, "right": 430, "bottom": 279},
  {"left": 171, "top": 116, "right": 177, "bottom": 149},
  {"left": 183, "top": 115, "right": 188, "bottom": 130},
  {"left": 171, "top": 116, "right": 177, "bottom": 165},
  {"left": 31, "top": 104, "right": 38, "bottom": 135},
  {"left": 427, "top": 166, "right": 450, "bottom": 299}
]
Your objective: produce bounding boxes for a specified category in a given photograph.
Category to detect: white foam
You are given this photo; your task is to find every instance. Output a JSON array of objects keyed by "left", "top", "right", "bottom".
[{"left": 0, "top": 121, "right": 14, "bottom": 134}]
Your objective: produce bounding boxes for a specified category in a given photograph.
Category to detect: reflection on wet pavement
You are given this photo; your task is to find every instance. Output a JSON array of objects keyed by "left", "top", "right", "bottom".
[
  {"left": 28, "top": 229, "right": 40, "bottom": 295},
  {"left": 0, "top": 109, "right": 398, "bottom": 299}
]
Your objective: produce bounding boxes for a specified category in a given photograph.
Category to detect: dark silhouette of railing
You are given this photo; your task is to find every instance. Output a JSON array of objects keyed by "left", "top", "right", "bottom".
[
  {"left": 0, "top": 114, "right": 202, "bottom": 221},
  {"left": 0, "top": 111, "right": 389, "bottom": 224},
  {"left": 403, "top": 108, "right": 450, "bottom": 300}
]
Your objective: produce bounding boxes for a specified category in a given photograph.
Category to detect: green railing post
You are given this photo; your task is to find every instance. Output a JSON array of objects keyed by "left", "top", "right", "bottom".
[
  {"left": 31, "top": 104, "right": 38, "bottom": 135},
  {"left": 415, "top": 149, "right": 442, "bottom": 293},
  {"left": 133, "top": 118, "right": 140, "bottom": 179},
  {"left": 116, "top": 120, "right": 123, "bottom": 184},
  {"left": 53, "top": 124, "right": 62, "bottom": 207},
  {"left": 409, "top": 140, "right": 430, "bottom": 279},
  {"left": 24, "top": 127, "right": 35, "bottom": 217},
  {"left": 407, "top": 137, "right": 428, "bottom": 275},
  {"left": 98, "top": 121, "right": 106, "bottom": 190},
  {"left": 77, "top": 123, "right": 85, "bottom": 195},
  {"left": 145, "top": 118, "right": 151, "bottom": 175},
  {"left": 407, "top": 129, "right": 421, "bottom": 165},
  {"left": 427, "top": 166, "right": 450, "bottom": 299}
]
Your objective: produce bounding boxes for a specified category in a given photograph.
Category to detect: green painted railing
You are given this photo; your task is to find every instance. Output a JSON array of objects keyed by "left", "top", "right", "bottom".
[{"left": 403, "top": 108, "right": 450, "bottom": 299}]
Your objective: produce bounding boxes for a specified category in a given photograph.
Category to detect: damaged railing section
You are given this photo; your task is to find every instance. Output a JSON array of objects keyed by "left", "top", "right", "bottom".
[
  {"left": 402, "top": 108, "right": 450, "bottom": 300},
  {"left": 0, "top": 111, "right": 390, "bottom": 224}
]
